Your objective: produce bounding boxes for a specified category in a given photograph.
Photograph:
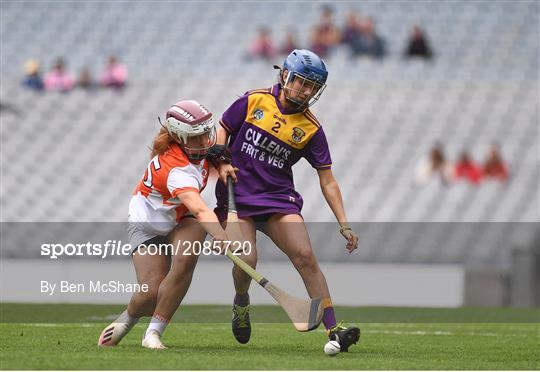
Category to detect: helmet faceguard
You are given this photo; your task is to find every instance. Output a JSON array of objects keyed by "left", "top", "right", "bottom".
[
  {"left": 160, "top": 100, "right": 217, "bottom": 161},
  {"left": 281, "top": 70, "right": 327, "bottom": 110},
  {"left": 277, "top": 49, "right": 328, "bottom": 110},
  {"left": 176, "top": 124, "right": 217, "bottom": 161}
]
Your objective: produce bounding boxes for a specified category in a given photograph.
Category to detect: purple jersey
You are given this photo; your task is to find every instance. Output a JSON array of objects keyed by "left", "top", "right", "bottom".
[{"left": 215, "top": 84, "right": 332, "bottom": 217}]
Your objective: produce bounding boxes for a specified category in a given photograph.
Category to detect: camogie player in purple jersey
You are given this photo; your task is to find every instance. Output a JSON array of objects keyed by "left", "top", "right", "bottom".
[{"left": 214, "top": 49, "right": 360, "bottom": 352}]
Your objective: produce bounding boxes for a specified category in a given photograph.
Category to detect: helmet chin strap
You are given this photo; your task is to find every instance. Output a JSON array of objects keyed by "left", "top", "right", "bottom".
[
  {"left": 185, "top": 152, "right": 205, "bottom": 161},
  {"left": 179, "top": 143, "right": 207, "bottom": 161},
  {"left": 284, "top": 95, "right": 308, "bottom": 111}
]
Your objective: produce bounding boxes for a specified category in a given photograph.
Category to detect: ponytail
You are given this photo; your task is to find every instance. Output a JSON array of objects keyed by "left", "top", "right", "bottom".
[{"left": 151, "top": 127, "right": 175, "bottom": 157}]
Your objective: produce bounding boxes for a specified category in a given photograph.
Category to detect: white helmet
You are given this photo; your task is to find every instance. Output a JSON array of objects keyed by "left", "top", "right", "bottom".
[{"left": 164, "top": 100, "right": 216, "bottom": 160}]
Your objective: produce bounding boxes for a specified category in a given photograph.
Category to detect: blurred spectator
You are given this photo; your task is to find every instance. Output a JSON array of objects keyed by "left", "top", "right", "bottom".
[
  {"left": 100, "top": 55, "right": 128, "bottom": 89},
  {"left": 404, "top": 25, "right": 433, "bottom": 60},
  {"left": 310, "top": 29, "right": 329, "bottom": 58},
  {"left": 44, "top": 58, "right": 75, "bottom": 92},
  {"left": 248, "top": 27, "right": 276, "bottom": 60},
  {"left": 280, "top": 28, "right": 298, "bottom": 55},
  {"left": 78, "top": 67, "right": 96, "bottom": 90},
  {"left": 483, "top": 144, "right": 509, "bottom": 182},
  {"left": 341, "top": 11, "right": 362, "bottom": 48},
  {"left": 350, "top": 17, "right": 386, "bottom": 59},
  {"left": 454, "top": 151, "right": 482, "bottom": 184},
  {"left": 415, "top": 143, "right": 453, "bottom": 186},
  {"left": 310, "top": 5, "right": 341, "bottom": 57},
  {"left": 22, "top": 59, "right": 44, "bottom": 91}
]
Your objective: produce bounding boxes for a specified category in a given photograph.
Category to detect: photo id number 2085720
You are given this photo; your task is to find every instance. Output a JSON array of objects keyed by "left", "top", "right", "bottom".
[{"left": 182, "top": 240, "right": 252, "bottom": 256}]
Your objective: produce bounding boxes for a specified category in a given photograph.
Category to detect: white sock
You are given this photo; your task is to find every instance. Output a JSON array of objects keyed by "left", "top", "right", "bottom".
[
  {"left": 116, "top": 309, "right": 139, "bottom": 327},
  {"left": 145, "top": 314, "right": 169, "bottom": 337}
]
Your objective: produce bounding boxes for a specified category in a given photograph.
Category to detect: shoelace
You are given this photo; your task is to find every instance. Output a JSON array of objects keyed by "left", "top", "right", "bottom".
[
  {"left": 328, "top": 321, "right": 347, "bottom": 336},
  {"left": 233, "top": 305, "right": 250, "bottom": 328}
]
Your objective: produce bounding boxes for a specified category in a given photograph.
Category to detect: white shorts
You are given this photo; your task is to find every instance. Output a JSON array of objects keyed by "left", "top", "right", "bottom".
[
  {"left": 127, "top": 222, "right": 167, "bottom": 253},
  {"left": 127, "top": 216, "right": 196, "bottom": 254}
]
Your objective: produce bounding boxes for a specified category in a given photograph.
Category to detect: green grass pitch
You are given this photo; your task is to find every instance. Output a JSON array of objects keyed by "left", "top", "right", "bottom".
[{"left": 1, "top": 303, "right": 538, "bottom": 370}]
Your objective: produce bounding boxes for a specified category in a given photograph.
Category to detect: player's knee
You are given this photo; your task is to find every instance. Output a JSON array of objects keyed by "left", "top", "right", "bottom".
[
  {"left": 233, "top": 260, "right": 256, "bottom": 281},
  {"left": 293, "top": 249, "right": 318, "bottom": 272},
  {"left": 232, "top": 248, "right": 257, "bottom": 268},
  {"left": 244, "top": 254, "right": 257, "bottom": 268}
]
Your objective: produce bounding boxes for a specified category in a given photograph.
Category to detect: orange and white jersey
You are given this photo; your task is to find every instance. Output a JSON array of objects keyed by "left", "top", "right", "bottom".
[{"left": 128, "top": 143, "right": 209, "bottom": 236}]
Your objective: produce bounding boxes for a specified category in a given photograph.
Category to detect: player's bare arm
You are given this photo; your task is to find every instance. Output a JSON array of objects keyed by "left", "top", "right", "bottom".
[
  {"left": 317, "top": 168, "right": 359, "bottom": 253},
  {"left": 177, "top": 190, "right": 228, "bottom": 242}
]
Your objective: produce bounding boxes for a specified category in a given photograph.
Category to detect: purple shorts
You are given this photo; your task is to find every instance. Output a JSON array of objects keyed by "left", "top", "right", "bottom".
[{"left": 214, "top": 203, "right": 301, "bottom": 227}]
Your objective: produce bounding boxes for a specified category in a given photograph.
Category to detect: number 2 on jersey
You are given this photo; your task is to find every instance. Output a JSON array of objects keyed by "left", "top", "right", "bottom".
[{"left": 143, "top": 156, "right": 161, "bottom": 187}]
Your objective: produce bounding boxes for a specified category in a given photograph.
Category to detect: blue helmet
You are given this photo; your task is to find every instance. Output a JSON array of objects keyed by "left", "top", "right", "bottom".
[
  {"left": 283, "top": 49, "right": 328, "bottom": 85},
  {"left": 278, "top": 49, "right": 328, "bottom": 109}
]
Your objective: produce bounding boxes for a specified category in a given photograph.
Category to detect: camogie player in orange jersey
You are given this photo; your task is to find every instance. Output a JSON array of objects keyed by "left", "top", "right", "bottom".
[{"left": 98, "top": 100, "right": 229, "bottom": 349}]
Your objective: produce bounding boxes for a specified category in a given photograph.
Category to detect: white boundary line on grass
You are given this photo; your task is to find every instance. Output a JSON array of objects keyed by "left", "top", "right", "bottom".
[{"left": 19, "top": 323, "right": 532, "bottom": 337}]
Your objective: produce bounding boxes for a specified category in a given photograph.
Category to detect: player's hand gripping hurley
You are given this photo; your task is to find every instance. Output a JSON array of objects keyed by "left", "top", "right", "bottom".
[{"left": 224, "top": 176, "right": 323, "bottom": 332}]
